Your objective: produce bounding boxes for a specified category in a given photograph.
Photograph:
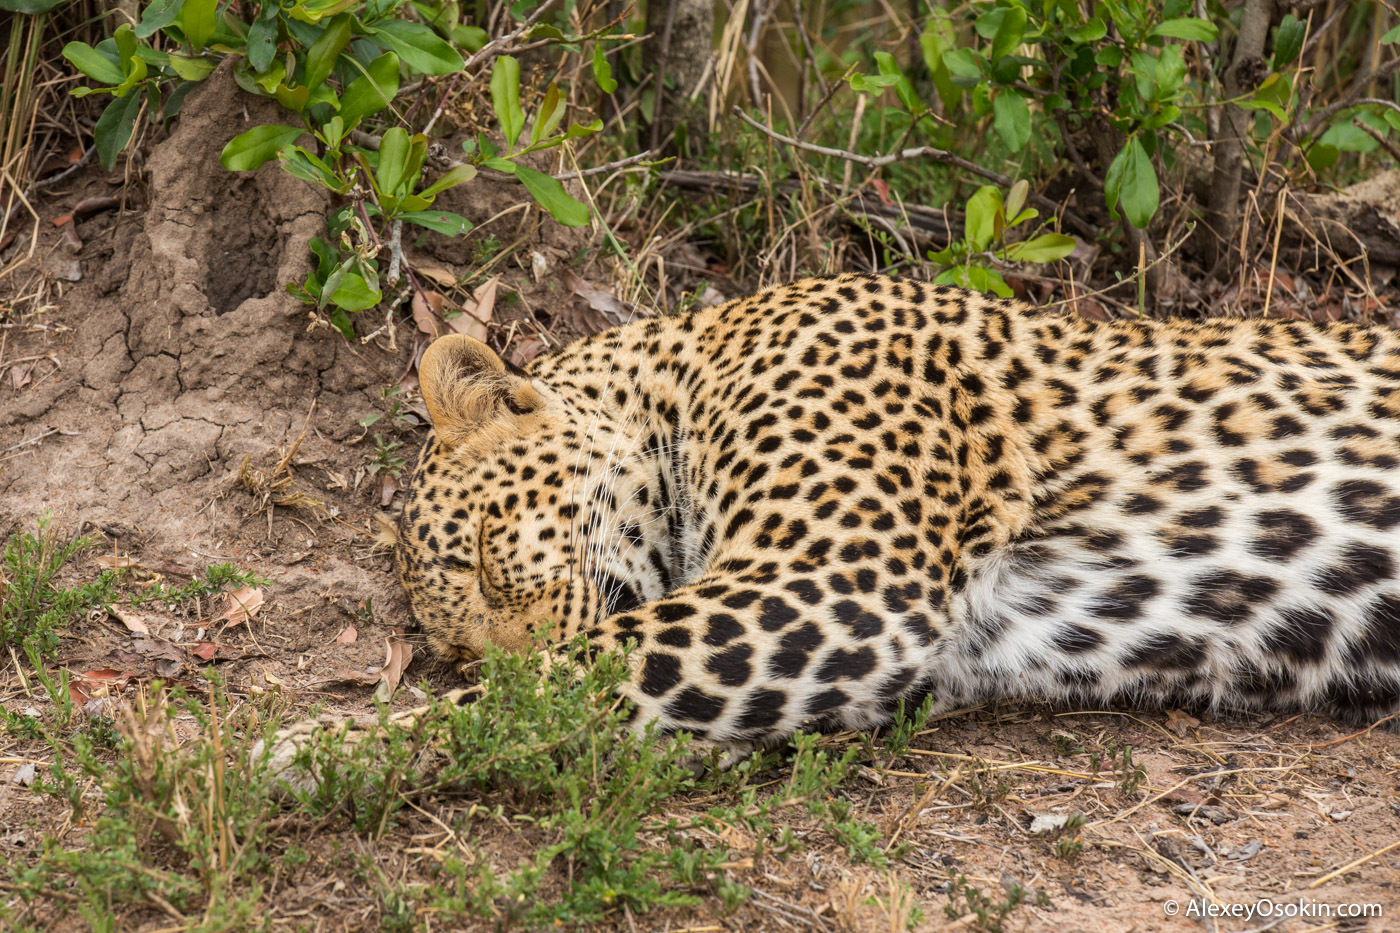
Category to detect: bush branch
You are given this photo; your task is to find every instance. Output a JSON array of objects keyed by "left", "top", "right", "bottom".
[{"left": 730, "top": 108, "right": 1094, "bottom": 237}]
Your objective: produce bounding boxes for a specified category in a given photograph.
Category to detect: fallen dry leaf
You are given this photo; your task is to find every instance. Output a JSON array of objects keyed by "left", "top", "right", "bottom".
[
  {"left": 219, "top": 586, "right": 266, "bottom": 627},
  {"left": 71, "top": 195, "right": 119, "bottom": 219},
  {"left": 380, "top": 473, "right": 399, "bottom": 507},
  {"left": 509, "top": 335, "right": 546, "bottom": 367},
  {"left": 68, "top": 669, "right": 129, "bottom": 705},
  {"left": 193, "top": 642, "right": 218, "bottom": 661},
  {"left": 1165, "top": 708, "right": 1200, "bottom": 736},
  {"left": 374, "top": 629, "right": 413, "bottom": 702},
  {"left": 448, "top": 275, "right": 497, "bottom": 340},
  {"left": 562, "top": 268, "right": 641, "bottom": 334},
  {"left": 411, "top": 289, "right": 448, "bottom": 338},
  {"left": 415, "top": 264, "right": 458, "bottom": 287},
  {"left": 336, "top": 624, "right": 358, "bottom": 644},
  {"left": 109, "top": 606, "right": 152, "bottom": 636}
]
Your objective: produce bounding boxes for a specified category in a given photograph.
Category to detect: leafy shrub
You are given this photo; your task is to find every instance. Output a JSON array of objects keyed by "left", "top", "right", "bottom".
[{"left": 62, "top": 1, "right": 615, "bottom": 331}]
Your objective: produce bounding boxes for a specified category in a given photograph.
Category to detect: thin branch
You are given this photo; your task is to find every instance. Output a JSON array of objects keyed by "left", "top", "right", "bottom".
[
  {"left": 1353, "top": 116, "right": 1400, "bottom": 166},
  {"left": 1294, "top": 57, "right": 1400, "bottom": 142},
  {"left": 730, "top": 108, "right": 1095, "bottom": 237}
]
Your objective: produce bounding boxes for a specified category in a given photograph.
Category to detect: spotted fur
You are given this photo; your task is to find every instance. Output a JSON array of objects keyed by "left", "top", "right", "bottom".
[{"left": 396, "top": 273, "right": 1400, "bottom": 746}]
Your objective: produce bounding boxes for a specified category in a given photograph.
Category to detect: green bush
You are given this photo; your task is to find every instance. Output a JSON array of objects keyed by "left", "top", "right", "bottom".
[{"left": 62, "top": 1, "right": 617, "bottom": 333}]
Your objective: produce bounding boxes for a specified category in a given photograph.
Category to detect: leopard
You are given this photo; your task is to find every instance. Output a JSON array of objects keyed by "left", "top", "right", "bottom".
[{"left": 390, "top": 272, "right": 1400, "bottom": 752}]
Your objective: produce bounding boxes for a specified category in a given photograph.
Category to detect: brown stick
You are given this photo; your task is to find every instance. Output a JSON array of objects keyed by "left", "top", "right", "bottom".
[{"left": 1205, "top": 0, "right": 1275, "bottom": 273}]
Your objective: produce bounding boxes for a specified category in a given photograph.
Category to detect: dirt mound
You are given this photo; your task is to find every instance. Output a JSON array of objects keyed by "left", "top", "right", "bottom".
[{"left": 0, "top": 63, "right": 393, "bottom": 538}]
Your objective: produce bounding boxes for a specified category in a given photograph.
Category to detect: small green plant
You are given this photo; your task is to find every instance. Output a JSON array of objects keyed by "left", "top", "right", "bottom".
[
  {"left": 965, "top": 758, "right": 1011, "bottom": 809},
  {"left": 367, "top": 434, "right": 407, "bottom": 479},
  {"left": 883, "top": 692, "right": 934, "bottom": 759},
  {"left": 130, "top": 561, "right": 268, "bottom": 609},
  {"left": 943, "top": 871, "right": 1050, "bottom": 933},
  {"left": 926, "top": 180, "right": 1076, "bottom": 297},
  {"left": 285, "top": 637, "right": 707, "bottom": 924},
  {"left": 1050, "top": 731, "right": 1083, "bottom": 756},
  {"left": 359, "top": 385, "right": 417, "bottom": 431},
  {"left": 1051, "top": 812, "right": 1086, "bottom": 860},
  {"left": 1, "top": 514, "right": 116, "bottom": 661},
  {"left": 15, "top": 677, "right": 282, "bottom": 927},
  {"left": 1110, "top": 743, "right": 1147, "bottom": 797}
]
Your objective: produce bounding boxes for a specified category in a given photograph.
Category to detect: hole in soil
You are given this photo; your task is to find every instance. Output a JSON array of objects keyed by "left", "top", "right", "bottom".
[{"left": 204, "top": 202, "right": 279, "bottom": 315}]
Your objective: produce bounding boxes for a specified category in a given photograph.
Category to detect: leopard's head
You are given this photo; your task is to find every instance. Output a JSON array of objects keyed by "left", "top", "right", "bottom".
[{"left": 394, "top": 334, "right": 664, "bottom": 666}]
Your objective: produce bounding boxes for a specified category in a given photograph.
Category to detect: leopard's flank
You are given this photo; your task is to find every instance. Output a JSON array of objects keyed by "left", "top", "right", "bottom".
[{"left": 396, "top": 273, "right": 1400, "bottom": 747}]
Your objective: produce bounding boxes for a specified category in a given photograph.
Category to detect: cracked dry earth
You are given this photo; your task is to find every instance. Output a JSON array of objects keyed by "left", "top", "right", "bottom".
[{"left": 4, "top": 76, "right": 1400, "bottom": 933}]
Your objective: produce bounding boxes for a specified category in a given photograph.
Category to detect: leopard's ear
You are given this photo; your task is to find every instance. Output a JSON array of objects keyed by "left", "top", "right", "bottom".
[{"left": 419, "top": 335, "right": 544, "bottom": 447}]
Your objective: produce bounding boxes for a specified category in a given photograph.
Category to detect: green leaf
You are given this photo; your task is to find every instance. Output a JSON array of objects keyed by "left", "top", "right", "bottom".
[
  {"left": 482, "top": 156, "right": 516, "bottom": 173},
  {"left": 1381, "top": 24, "right": 1400, "bottom": 45},
  {"left": 453, "top": 24, "right": 487, "bottom": 51},
  {"left": 992, "top": 93, "right": 1031, "bottom": 152},
  {"left": 593, "top": 44, "right": 618, "bottom": 93},
  {"left": 280, "top": 146, "right": 346, "bottom": 191},
  {"left": 94, "top": 93, "right": 143, "bottom": 170},
  {"left": 936, "top": 265, "right": 1013, "bottom": 298},
  {"left": 181, "top": 0, "right": 217, "bottom": 51},
  {"left": 304, "top": 13, "right": 352, "bottom": 91},
  {"left": 328, "top": 307, "right": 355, "bottom": 339},
  {"left": 564, "top": 119, "right": 602, "bottom": 139},
  {"left": 0, "top": 0, "right": 66, "bottom": 12},
  {"left": 1095, "top": 46, "right": 1123, "bottom": 68},
  {"left": 941, "top": 48, "right": 983, "bottom": 84},
  {"left": 847, "top": 71, "right": 902, "bottom": 93},
  {"left": 376, "top": 126, "right": 412, "bottom": 195},
  {"left": 1239, "top": 74, "right": 1290, "bottom": 122},
  {"left": 368, "top": 19, "right": 463, "bottom": 76},
  {"left": 398, "top": 210, "right": 474, "bottom": 236},
  {"left": 1318, "top": 121, "right": 1377, "bottom": 153},
  {"left": 491, "top": 56, "right": 525, "bottom": 150},
  {"left": 530, "top": 83, "right": 564, "bottom": 145},
  {"left": 329, "top": 272, "right": 381, "bottom": 311},
  {"left": 63, "top": 41, "right": 125, "bottom": 85},
  {"left": 246, "top": 5, "right": 279, "bottom": 73},
  {"left": 219, "top": 124, "right": 304, "bottom": 171},
  {"left": 113, "top": 22, "right": 137, "bottom": 70},
  {"left": 1148, "top": 17, "right": 1218, "bottom": 42},
  {"left": 1006, "top": 233, "right": 1077, "bottom": 263},
  {"left": 1068, "top": 18, "right": 1107, "bottom": 42},
  {"left": 1273, "top": 13, "right": 1305, "bottom": 68},
  {"left": 874, "top": 51, "right": 923, "bottom": 114},
  {"left": 162, "top": 80, "right": 197, "bottom": 119},
  {"left": 135, "top": 0, "right": 185, "bottom": 38},
  {"left": 287, "top": 0, "right": 358, "bottom": 24},
  {"left": 965, "top": 185, "right": 1003, "bottom": 252},
  {"left": 515, "top": 165, "right": 589, "bottom": 227},
  {"left": 974, "top": 7, "right": 1007, "bottom": 39},
  {"left": 309, "top": 236, "right": 337, "bottom": 278},
  {"left": 990, "top": 6, "right": 1027, "bottom": 62},
  {"left": 340, "top": 52, "right": 400, "bottom": 127},
  {"left": 168, "top": 53, "right": 216, "bottom": 81},
  {"left": 1305, "top": 143, "right": 1339, "bottom": 171},
  {"left": 419, "top": 163, "right": 477, "bottom": 199},
  {"left": 1105, "top": 137, "right": 1159, "bottom": 229}
]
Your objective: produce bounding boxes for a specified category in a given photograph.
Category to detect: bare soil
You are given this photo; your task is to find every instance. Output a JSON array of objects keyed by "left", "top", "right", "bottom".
[{"left": 1, "top": 75, "right": 1398, "bottom": 933}]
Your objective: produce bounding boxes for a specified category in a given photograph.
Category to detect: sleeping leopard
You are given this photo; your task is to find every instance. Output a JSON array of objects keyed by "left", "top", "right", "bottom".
[{"left": 392, "top": 272, "right": 1400, "bottom": 749}]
